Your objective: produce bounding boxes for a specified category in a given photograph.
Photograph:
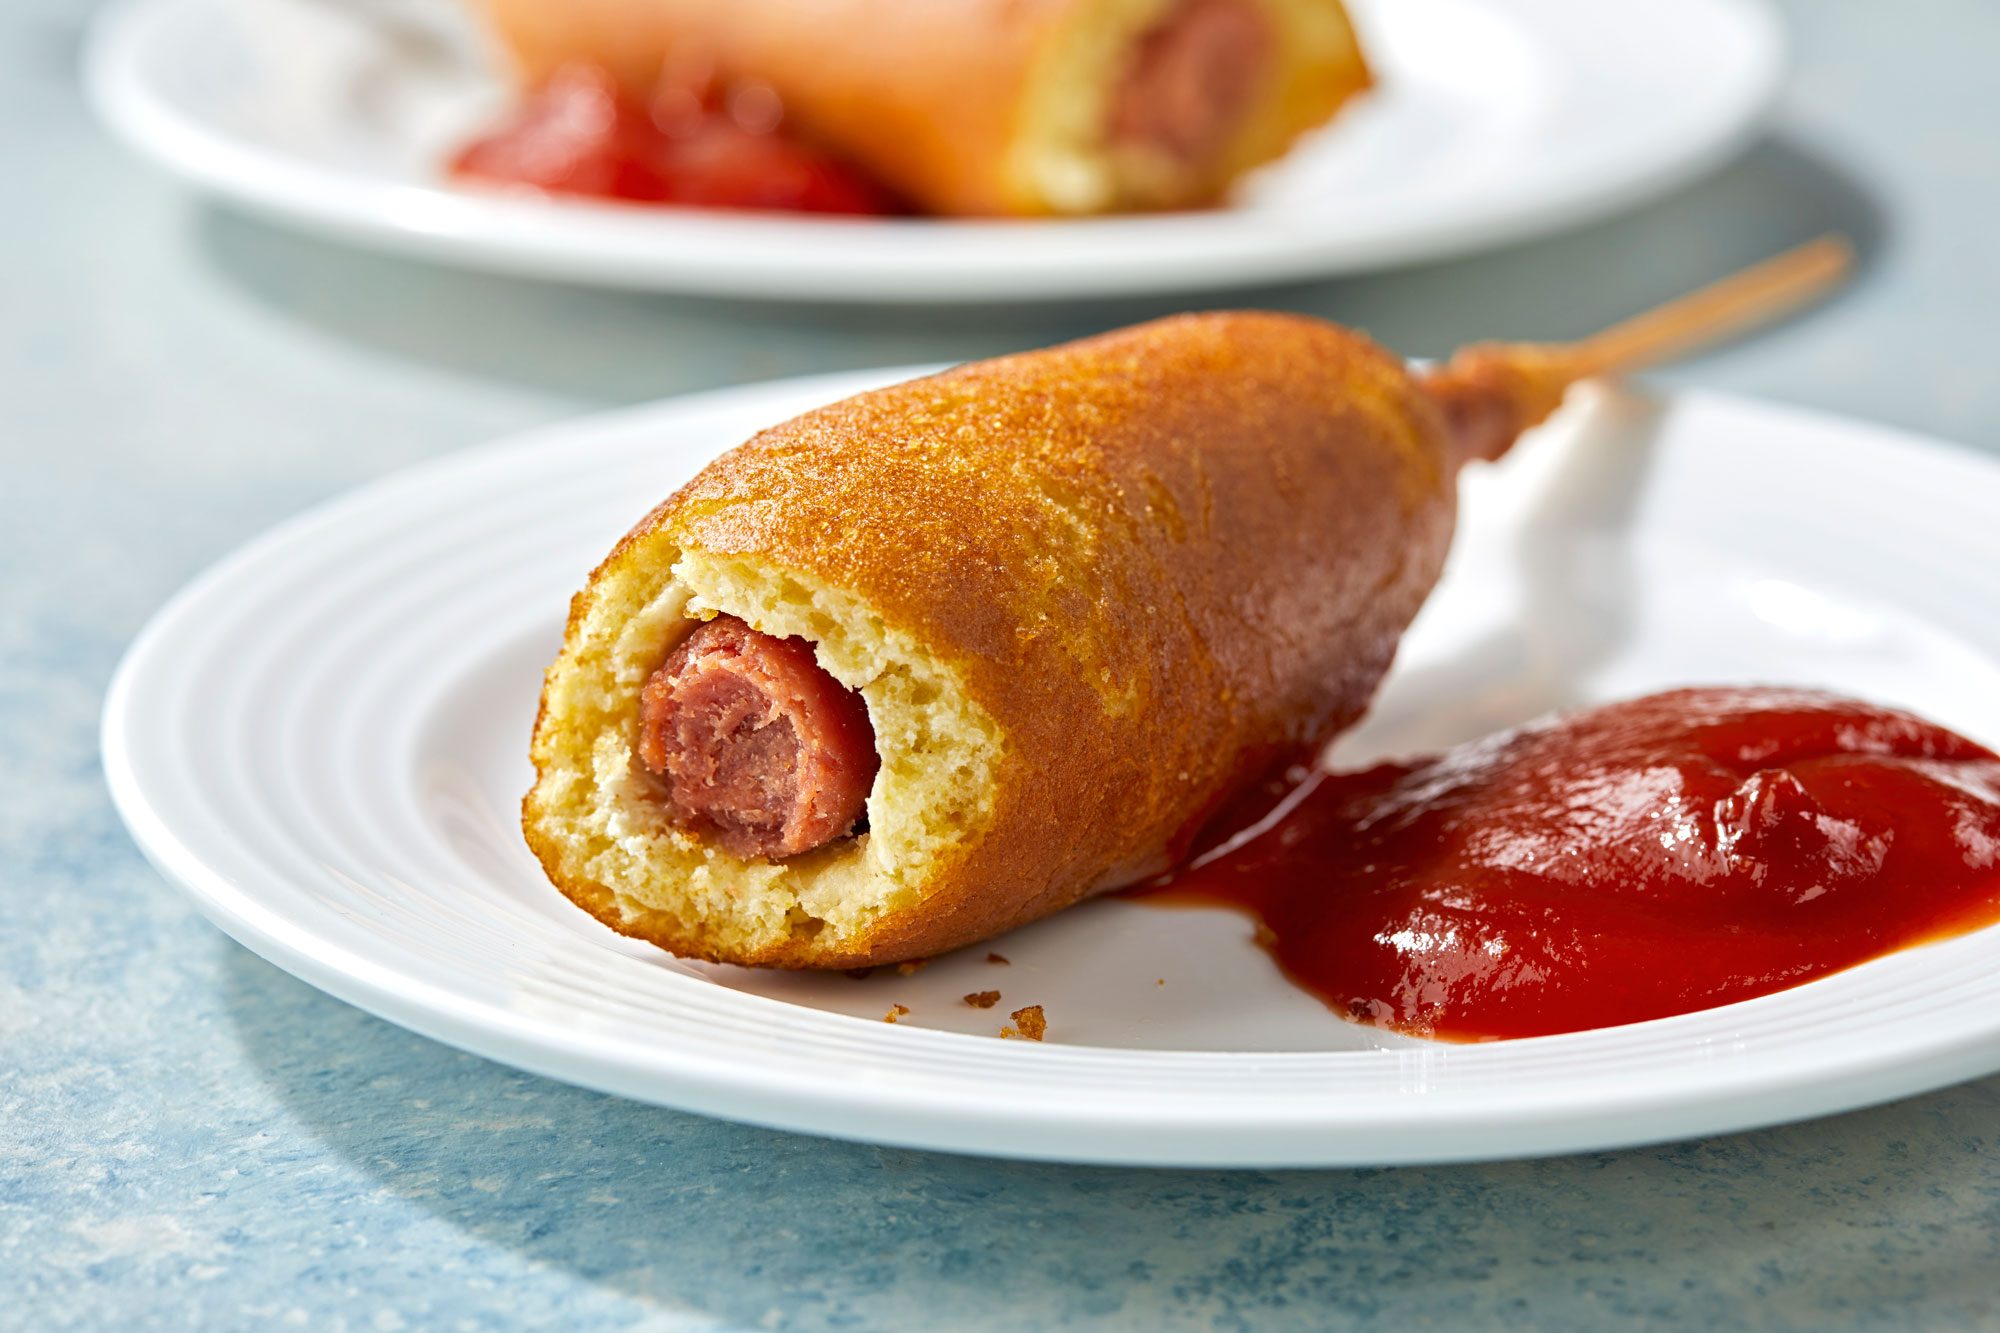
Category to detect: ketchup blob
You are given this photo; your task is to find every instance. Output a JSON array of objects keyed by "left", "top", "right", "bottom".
[
  {"left": 1135, "top": 688, "right": 2000, "bottom": 1040},
  {"left": 452, "top": 64, "right": 899, "bottom": 215}
]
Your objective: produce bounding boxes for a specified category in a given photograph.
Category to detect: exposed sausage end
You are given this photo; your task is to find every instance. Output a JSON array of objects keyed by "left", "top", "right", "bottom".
[{"left": 638, "top": 615, "right": 879, "bottom": 859}]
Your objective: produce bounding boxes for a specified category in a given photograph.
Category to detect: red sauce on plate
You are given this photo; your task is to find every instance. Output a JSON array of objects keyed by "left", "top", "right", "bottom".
[
  {"left": 452, "top": 64, "right": 899, "bottom": 215},
  {"left": 1133, "top": 688, "right": 2000, "bottom": 1040}
]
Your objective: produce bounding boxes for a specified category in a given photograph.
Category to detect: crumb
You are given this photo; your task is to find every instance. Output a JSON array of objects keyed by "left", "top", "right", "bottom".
[
  {"left": 894, "top": 958, "right": 931, "bottom": 976},
  {"left": 845, "top": 967, "right": 875, "bottom": 980},
  {"left": 986, "top": 952, "right": 1010, "bottom": 965},
  {"left": 1000, "top": 1004, "right": 1047, "bottom": 1041},
  {"left": 1156, "top": 978, "right": 1165, "bottom": 986},
  {"left": 883, "top": 1004, "right": 909, "bottom": 1023},
  {"left": 963, "top": 990, "right": 1001, "bottom": 1009}
]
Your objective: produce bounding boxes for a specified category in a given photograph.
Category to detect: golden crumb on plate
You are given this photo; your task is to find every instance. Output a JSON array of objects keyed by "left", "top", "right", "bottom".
[
  {"left": 1001, "top": 1005, "right": 1048, "bottom": 1040},
  {"left": 964, "top": 990, "right": 1002, "bottom": 1009}
]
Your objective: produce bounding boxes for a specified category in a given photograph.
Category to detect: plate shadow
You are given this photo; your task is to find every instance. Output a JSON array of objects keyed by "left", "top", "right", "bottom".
[
  {"left": 220, "top": 941, "right": 2000, "bottom": 1330},
  {"left": 191, "top": 135, "right": 1886, "bottom": 408}
]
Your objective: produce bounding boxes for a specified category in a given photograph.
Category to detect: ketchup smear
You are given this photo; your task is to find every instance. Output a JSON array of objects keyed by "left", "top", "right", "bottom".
[
  {"left": 1134, "top": 687, "right": 2000, "bottom": 1041},
  {"left": 452, "top": 64, "right": 899, "bottom": 215}
]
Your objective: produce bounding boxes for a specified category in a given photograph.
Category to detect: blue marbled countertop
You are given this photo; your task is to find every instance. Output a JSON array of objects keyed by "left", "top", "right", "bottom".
[{"left": 7, "top": 0, "right": 2000, "bottom": 1326}]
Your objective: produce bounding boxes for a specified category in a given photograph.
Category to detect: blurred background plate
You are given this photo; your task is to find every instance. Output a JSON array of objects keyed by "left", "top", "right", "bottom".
[
  {"left": 102, "top": 369, "right": 2000, "bottom": 1166},
  {"left": 85, "top": 0, "right": 1783, "bottom": 302}
]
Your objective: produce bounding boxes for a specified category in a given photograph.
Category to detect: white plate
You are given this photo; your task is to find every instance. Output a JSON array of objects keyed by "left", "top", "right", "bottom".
[
  {"left": 85, "top": 0, "right": 1782, "bottom": 302},
  {"left": 104, "top": 370, "right": 2000, "bottom": 1167}
]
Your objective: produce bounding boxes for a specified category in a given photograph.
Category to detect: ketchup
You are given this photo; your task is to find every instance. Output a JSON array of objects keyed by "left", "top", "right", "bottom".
[
  {"left": 452, "top": 64, "right": 899, "bottom": 215},
  {"left": 1135, "top": 688, "right": 2000, "bottom": 1041}
]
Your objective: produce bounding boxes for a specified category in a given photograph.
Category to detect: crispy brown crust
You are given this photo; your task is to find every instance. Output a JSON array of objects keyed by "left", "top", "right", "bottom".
[
  {"left": 1419, "top": 344, "right": 1575, "bottom": 465},
  {"left": 524, "top": 312, "right": 1459, "bottom": 968},
  {"left": 465, "top": 0, "right": 1369, "bottom": 215}
]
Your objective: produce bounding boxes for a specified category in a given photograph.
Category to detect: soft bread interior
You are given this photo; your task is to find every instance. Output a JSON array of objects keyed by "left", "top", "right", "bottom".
[
  {"left": 1013, "top": 0, "right": 1370, "bottom": 212},
  {"left": 526, "top": 540, "right": 1002, "bottom": 960}
]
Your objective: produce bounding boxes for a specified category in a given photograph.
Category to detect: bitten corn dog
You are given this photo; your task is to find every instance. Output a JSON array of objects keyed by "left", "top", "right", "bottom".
[{"left": 524, "top": 239, "right": 1851, "bottom": 967}]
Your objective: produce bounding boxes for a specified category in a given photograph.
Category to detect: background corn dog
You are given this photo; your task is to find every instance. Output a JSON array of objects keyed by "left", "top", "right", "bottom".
[{"left": 466, "top": 0, "right": 1372, "bottom": 214}]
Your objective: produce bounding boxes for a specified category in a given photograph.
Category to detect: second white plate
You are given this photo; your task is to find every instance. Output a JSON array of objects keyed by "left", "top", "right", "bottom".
[
  {"left": 86, "top": 0, "right": 1782, "bottom": 301},
  {"left": 103, "top": 368, "right": 2000, "bottom": 1165}
]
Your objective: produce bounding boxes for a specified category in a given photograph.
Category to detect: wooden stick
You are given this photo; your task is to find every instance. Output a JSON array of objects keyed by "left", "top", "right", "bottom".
[
  {"left": 1427, "top": 236, "right": 1855, "bottom": 463},
  {"left": 1554, "top": 234, "right": 1853, "bottom": 378},
  {"left": 1424, "top": 236, "right": 1856, "bottom": 464}
]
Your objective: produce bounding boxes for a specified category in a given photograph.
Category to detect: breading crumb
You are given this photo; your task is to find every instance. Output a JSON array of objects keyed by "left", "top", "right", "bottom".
[
  {"left": 894, "top": 958, "right": 931, "bottom": 976},
  {"left": 963, "top": 990, "right": 1001, "bottom": 1009},
  {"left": 883, "top": 1004, "right": 910, "bottom": 1023},
  {"left": 986, "top": 952, "right": 1010, "bottom": 965},
  {"left": 1000, "top": 1004, "right": 1047, "bottom": 1041}
]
